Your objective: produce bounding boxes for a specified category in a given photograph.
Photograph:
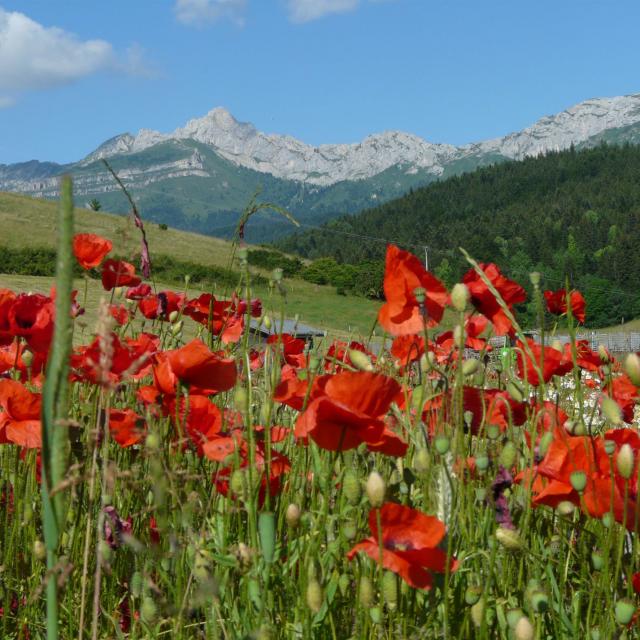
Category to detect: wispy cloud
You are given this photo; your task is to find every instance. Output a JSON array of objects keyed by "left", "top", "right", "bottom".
[
  {"left": 174, "top": 0, "right": 247, "bottom": 27},
  {"left": 286, "top": 0, "right": 360, "bottom": 23},
  {"left": 0, "top": 8, "right": 152, "bottom": 104}
]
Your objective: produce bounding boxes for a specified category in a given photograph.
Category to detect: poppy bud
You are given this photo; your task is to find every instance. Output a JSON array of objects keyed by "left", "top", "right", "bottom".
[
  {"left": 557, "top": 501, "right": 575, "bottom": 517},
  {"left": 590, "top": 628, "right": 601, "bottom": 640},
  {"left": 366, "top": 472, "right": 385, "bottom": 508},
  {"left": 285, "top": 503, "right": 301, "bottom": 528},
  {"left": 474, "top": 454, "right": 489, "bottom": 472},
  {"left": 382, "top": 571, "right": 398, "bottom": 610},
  {"left": 171, "top": 320, "right": 183, "bottom": 336},
  {"left": 33, "top": 539, "right": 46, "bottom": 561},
  {"left": 486, "top": 424, "right": 501, "bottom": 441},
  {"left": 145, "top": 432, "right": 160, "bottom": 451},
  {"left": 625, "top": 353, "right": 640, "bottom": 386},
  {"left": 529, "top": 589, "right": 549, "bottom": 613},
  {"left": 602, "top": 512, "right": 614, "bottom": 528},
  {"left": 598, "top": 345, "right": 610, "bottom": 363},
  {"left": 169, "top": 310, "right": 179, "bottom": 323},
  {"left": 538, "top": 431, "right": 554, "bottom": 458},
  {"left": 591, "top": 550, "right": 604, "bottom": 571},
  {"left": 514, "top": 616, "right": 534, "bottom": 640},
  {"left": 569, "top": 471, "right": 587, "bottom": 493},
  {"left": 359, "top": 576, "right": 375, "bottom": 608},
  {"left": 551, "top": 339, "right": 563, "bottom": 353},
  {"left": 307, "top": 579, "right": 324, "bottom": 613},
  {"left": 453, "top": 325, "right": 464, "bottom": 345},
  {"left": 343, "top": 471, "right": 361, "bottom": 505},
  {"left": 338, "top": 574, "right": 350, "bottom": 597},
  {"left": 130, "top": 571, "right": 143, "bottom": 597},
  {"left": 506, "top": 381, "right": 525, "bottom": 403},
  {"left": 616, "top": 443, "right": 634, "bottom": 480},
  {"left": 499, "top": 441, "right": 517, "bottom": 468},
  {"left": 230, "top": 470, "right": 247, "bottom": 497},
  {"left": 451, "top": 283, "right": 470, "bottom": 312},
  {"left": 341, "top": 520, "right": 357, "bottom": 541},
  {"left": 369, "top": 607, "right": 382, "bottom": 624},
  {"left": 413, "top": 448, "right": 430, "bottom": 474},
  {"left": 349, "top": 349, "right": 374, "bottom": 372},
  {"left": 601, "top": 396, "right": 623, "bottom": 426},
  {"left": 615, "top": 598, "right": 636, "bottom": 625},
  {"left": 506, "top": 608, "right": 524, "bottom": 629},
  {"left": 475, "top": 487, "right": 487, "bottom": 501},
  {"left": 234, "top": 386, "right": 248, "bottom": 411},
  {"left": 435, "top": 435, "right": 450, "bottom": 455},
  {"left": 263, "top": 315, "right": 272, "bottom": 330},
  {"left": 465, "top": 585, "right": 482, "bottom": 606},
  {"left": 21, "top": 349, "right": 33, "bottom": 368},
  {"left": 462, "top": 359, "right": 480, "bottom": 376},
  {"left": 495, "top": 526, "right": 522, "bottom": 551},
  {"left": 140, "top": 597, "right": 157, "bottom": 623},
  {"left": 272, "top": 268, "right": 283, "bottom": 282},
  {"left": 470, "top": 600, "right": 485, "bottom": 628}
]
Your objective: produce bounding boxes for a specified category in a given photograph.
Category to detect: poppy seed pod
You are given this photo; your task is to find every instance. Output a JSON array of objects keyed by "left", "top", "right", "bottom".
[
  {"left": 413, "top": 287, "right": 426, "bottom": 304},
  {"left": 285, "top": 503, "right": 301, "bottom": 528},
  {"left": 624, "top": 353, "right": 640, "bottom": 386},
  {"left": 514, "top": 616, "right": 534, "bottom": 640},
  {"left": 616, "top": 443, "right": 634, "bottom": 480},
  {"left": 451, "top": 283, "right": 470, "bottom": 312},
  {"left": 434, "top": 435, "right": 450, "bottom": 455},
  {"left": 366, "top": 472, "right": 385, "bottom": 508},
  {"left": 343, "top": 471, "right": 361, "bottom": 505},
  {"left": 529, "top": 271, "right": 541, "bottom": 288},
  {"left": 615, "top": 598, "right": 636, "bottom": 625},
  {"left": 474, "top": 454, "right": 489, "bottom": 472},
  {"left": 306, "top": 580, "right": 323, "bottom": 613},
  {"left": 465, "top": 585, "right": 482, "bottom": 606},
  {"left": 569, "top": 471, "right": 587, "bottom": 493},
  {"left": 495, "top": 526, "right": 522, "bottom": 551},
  {"left": 601, "top": 396, "right": 623, "bottom": 425},
  {"left": 348, "top": 349, "right": 374, "bottom": 372}
]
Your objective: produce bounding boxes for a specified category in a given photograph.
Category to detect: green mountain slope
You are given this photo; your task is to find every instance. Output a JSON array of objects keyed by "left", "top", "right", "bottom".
[{"left": 277, "top": 144, "right": 640, "bottom": 327}]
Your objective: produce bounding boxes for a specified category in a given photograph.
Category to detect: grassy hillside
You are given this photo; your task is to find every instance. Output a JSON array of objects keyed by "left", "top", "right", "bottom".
[
  {"left": 0, "top": 192, "right": 380, "bottom": 336},
  {"left": 278, "top": 144, "right": 640, "bottom": 328}
]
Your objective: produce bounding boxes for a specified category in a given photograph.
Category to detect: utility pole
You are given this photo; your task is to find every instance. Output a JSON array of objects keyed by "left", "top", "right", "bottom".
[{"left": 424, "top": 246, "right": 429, "bottom": 272}]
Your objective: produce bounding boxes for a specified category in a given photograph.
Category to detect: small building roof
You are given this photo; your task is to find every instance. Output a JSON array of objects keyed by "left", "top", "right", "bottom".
[{"left": 249, "top": 318, "right": 326, "bottom": 339}]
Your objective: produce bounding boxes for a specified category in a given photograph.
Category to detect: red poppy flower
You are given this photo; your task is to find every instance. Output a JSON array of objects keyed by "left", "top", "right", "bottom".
[
  {"left": 108, "top": 304, "right": 129, "bottom": 326},
  {"left": 462, "top": 263, "right": 526, "bottom": 336},
  {"left": 347, "top": 503, "right": 457, "bottom": 589},
  {"left": 125, "top": 283, "right": 152, "bottom": 300},
  {"left": 0, "top": 341, "right": 46, "bottom": 381},
  {"left": 101, "top": 259, "right": 141, "bottom": 291},
  {"left": 72, "top": 233, "right": 113, "bottom": 270},
  {"left": 515, "top": 339, "right": 573, "bottom": 386},
  {"left": 0, "top": 379, "right": 42, "bottom": 448},
  {"left": 0, "top": 288, "right": 17, "bottom": 346},
  {"left": 436, "top": 314, "right": 491, "bottom": 353},
  {"left": 391, "top": 334, "right": 426, "bottom": 370},
  {"left": 294, "top": 371, "right": 402, "bottom": 452},
  {"left": 7, "top": 293, "right": 54, "bottom": 353},
  {"left": 273, "top": 365, "right": 309, "bottom": 411},
  {"left": 378, "top": 244, "right": 449, "bottom": 336},
  {"left": 544, "top": 289, "right": 586, "bottom": 324},
  {"left": 138, "top": 291, "right": 186, "bottom": 321},
  {"left": 562, "top": 340, "right": 601, "bottom": 373},
  {"left": 603, "top": 374, "right": 639, "bottom": 423},
  {"left": 109, "top": 409, "right": 146, "bottom": 447},
  {"left": 169, "top": 394, "right": 223, "bottom": 454},
  {"left": 183, "top": 294, "right": 244, "bottom": 344},
  {"left": 267, "top": 333, "right": 307, "bottom": 369}
]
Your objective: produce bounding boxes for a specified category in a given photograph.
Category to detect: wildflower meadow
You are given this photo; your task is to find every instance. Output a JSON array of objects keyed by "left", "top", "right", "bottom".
[{"left": 3, "top": 177, "right": 640, "bottom": 639}]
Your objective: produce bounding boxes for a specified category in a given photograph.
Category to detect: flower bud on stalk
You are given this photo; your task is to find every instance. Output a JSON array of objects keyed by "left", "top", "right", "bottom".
[
  {"left": 359, "top": 576, "right": 375, "bottom": 608},
  {"left": 366, "top": 472, "right": 385, "bottom": 508},
  {"left": 570, "top": 471, "right": 587, "bottom": 493},
  {"left": 349, "top": 349, "right": 373, "bottom": 372},
  {"left": 470, "top": 600, "right": 485, "bottom": 628},
  {"left": 343, "top": 471, "right": 361, "bottom": 505},
  {"left": 615, "top": 598, "right": 636, "bottom": 625},
  {"left": 306, "top": 580, "right": 323, "bottom": 614},
  {"left": 451, "top": 283, "right": 470, "bottom": 312},
  {"left": 616, "top": 443, "right": 634, "bottom": 480},
  {"left": 285, "top": 504, "right": 301, "bottom": 528},
  {"left": 601, "top": 396, "right": 623, "bottom": 426},
  {"left": 624, "top": 353, "right": 640, "bottom": 386},
  {"left": 495, "top": 526, "right": 522, "bottom": 551},
  {"left": 382, "top": 571, "right": 398, "bottom": 610},
  {"left": 514, "top": 616, "right": 534, "bottom": 640}
]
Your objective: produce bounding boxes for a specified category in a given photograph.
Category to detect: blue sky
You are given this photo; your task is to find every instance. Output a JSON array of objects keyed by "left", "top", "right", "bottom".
[{"left": 1, "top": 0, "right": 639, "bottom": 164}]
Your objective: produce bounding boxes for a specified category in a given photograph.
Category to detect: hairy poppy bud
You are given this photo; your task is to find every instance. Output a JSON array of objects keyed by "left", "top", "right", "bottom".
[
  {"left": 140, "top": 597, "right": 157, "bottom": 623},
  {"left": 359, "top": 576, "right": 374, "bottom": 608},
  {"left": 413, "top": 448, "right": 430, "bottom": 474},
  {"left": 263, "top": 315, "right": 272, "bottom": 330},
  {"left": 366, "top": 472, "right": 385, "bottom": 508},
  {"left": 382, "top": 571, "right": 398, "bottom": 610},
  {"left": 338, "top": 573, "right": 350, "bottom": 597},
  {"left": 538, "top": 432, "right": 554, "bottom": 458},
  {"left": 615, "top": 598, "right": 636, "bottom": 625},
  {"left": 625, "top": 353, "right": 640, "bottom": 386},
  {"left": 130, "top": 571, "right": 143, "bottom": 597},
  {"left": 451, "top": 283, "right": 470, "bottom": 312},
  {"left": 145, "top": 432, "right": 160, "bottom": 451},
  {"left": 557, "top": 501, "right": 575, "bottom": 517},
  {"left": 550, "top": 339, "right": 563, "bottom": 353},
  {"left": 306, "top": 580, "right": 323, "bottom": 613},
  {"left": 343, "top": 471, "right": 361, "bottom": 505},
  {"left": 470, "top": 600, "right": 485, "bottom": 628},
  {"left": 272, "top": 268, "right": 283, "bottom": 282},
  {"left": 349, "top": 349, "right": 373, "bottom": 372},
  {"left": 529, "top": 590, "right": 549, "bottom": 613},
  {"left": 591, "top": 550, "right": 604, "bottom": 571},
  {"left": 341, "top": 519, "right": 357, "bottom": 540},
  {"left": 168, "top": 310, "right": 179, "bottom": 323},
  {"left": 569, "top": 471, "right": 587, "bottom": 493},
  {"left": 495, "top": 527, "right": 522, "bottom": 551},
  {"left": 462, "top": 359, "right": 480, "bottom": 376},
  {"left": 21, "top": 349, "right": 33, "bottom": 368},
  {"left": 506, "top": 381, "right": 525, "bottom": 403},
  {"left": 616, "top": 443, "right": 634, "bottom": 480},
  {"left": 465, "top": 585, "right": 482, "bottom": 606},
  {"left": 499, "top": 441, "right": 517, "bottom": 469},
  {"left": 285, "top": 503, "right": 301, "bottom": 529},
  {"left": 601, "top": 396, "right": 623, "bottom": 426},
  {"left": 598, "top": 345, "right": 610, "bottom": 363},
  {"left": 33, "top": 539, "right": 46, "bottom": 561},
  {"left": 474, "top": 454, "right": 489, "bottom": 472},
  {"left": 514, "top": 616, "right": 534, "bottom": 640},
  {"left": 507, "top": 608, "right": 524, "bottom": 629},
  {"left": 171, "top": 320, "right": 183, "bottom": 336}
]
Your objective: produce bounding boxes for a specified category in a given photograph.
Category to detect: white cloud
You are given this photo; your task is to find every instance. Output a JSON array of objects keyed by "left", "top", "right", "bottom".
[
  {"left": 286, "top": 0, "right": 360, "bottom": 23},
  {"left": 174, "top": 0, "right": 247, "bottom": 27},
  {"left": 0, "top": 8, "right": 114, "bottom": 94}
]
